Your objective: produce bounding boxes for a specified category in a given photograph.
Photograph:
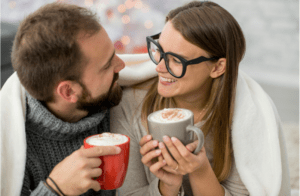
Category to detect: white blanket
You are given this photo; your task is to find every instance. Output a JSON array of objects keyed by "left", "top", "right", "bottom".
[{"left": 1, "top": 53, "right": 290, "bottom": 196}]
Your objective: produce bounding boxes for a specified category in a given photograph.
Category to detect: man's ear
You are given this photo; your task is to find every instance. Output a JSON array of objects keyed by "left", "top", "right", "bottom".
[
  {"left": 210, "top": 58, "right": 226, "bottom": 78},
  {"left": 56, "top": 81, "right": 80, "bottom": 103}
]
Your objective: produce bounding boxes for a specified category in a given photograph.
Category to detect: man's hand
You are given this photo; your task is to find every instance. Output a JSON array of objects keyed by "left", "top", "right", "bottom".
[{"left": 47, "top": 145, "right": 121, "bottom": 195}]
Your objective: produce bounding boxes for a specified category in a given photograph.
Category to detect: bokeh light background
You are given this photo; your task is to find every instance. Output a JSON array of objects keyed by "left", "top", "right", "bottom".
[{"left": 2, "top": 0, "right": 299, "bottom": 88}]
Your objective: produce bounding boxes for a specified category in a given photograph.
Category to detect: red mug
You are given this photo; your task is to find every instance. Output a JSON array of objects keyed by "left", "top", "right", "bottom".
[{"left": 83, "top": 133, "right": 130, "bottom": 190}]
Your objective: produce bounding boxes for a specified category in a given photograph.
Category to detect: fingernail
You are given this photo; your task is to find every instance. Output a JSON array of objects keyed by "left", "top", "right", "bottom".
[
  {"left": 156, "top": 149, "right": 161, "bottom": 154},
  {"left": 162, "top": 160, "right": 166, "bottom": 164},
  {"left": 171, "top": 137, "right": 177, "bottom": 142},
  {"left": 153, "top": 140, "right": 158, "bottom": 147},
  {"left": 116, "top": 147, "right": 121, "bottom": 154},
  {"left": 146, "top": 135, "right": 152, "bottom": 140},
  {"left": 163, "top": 136, "right": 170, "bottom": 142},
  {"left": 159, "top": 142, "right": 164, "bottom": 149}
]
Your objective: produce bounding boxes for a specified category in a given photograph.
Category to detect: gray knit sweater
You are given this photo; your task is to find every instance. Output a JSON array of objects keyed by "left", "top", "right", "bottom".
[{"left": 21, "top": 92, "right": 115, "bottom": 196}]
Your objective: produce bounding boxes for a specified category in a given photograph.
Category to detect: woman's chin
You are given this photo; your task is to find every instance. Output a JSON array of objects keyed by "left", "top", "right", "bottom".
[{"left": 157, "top": 87, "right": 175, "bottom": 98}]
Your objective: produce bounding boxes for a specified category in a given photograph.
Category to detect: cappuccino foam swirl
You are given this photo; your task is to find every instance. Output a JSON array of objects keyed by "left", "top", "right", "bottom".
[
  {"left": 150, "top": 108, "right": 191, "bottom": 123},
  {"left": 86, "top": 133, "right": 128, "bottom": 146}
]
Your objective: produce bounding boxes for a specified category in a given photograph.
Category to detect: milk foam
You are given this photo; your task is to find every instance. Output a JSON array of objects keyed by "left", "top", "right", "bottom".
[
  {"left": 86, "top": 133, "right": 128, "bottom": 146},
  {"left": 150, "top": 108, "right": 191, "bottom": 123}
]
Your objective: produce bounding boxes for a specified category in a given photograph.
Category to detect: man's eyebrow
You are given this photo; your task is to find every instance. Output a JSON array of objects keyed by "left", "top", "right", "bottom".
[{"left": 103, "top": 50, "right": 115, "bottom": 67}]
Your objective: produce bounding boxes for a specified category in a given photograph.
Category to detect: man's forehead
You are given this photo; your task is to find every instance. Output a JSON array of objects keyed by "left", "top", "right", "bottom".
[
  {"left": 77, "top": 28, "right": 114, "bottom": 69},
  {"left": 77, "top": 29, "right": 111, "bottom": 56}
]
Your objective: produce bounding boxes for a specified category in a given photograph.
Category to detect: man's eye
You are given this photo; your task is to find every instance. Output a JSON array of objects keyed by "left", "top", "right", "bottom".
[{"left": 105, "top": 63, "right": 112, "bottom": 70}]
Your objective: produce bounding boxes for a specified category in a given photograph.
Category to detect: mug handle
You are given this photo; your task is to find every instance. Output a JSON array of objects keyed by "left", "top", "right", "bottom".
[{"left": 185, "top": 125, "right": 204, "bottom": 154}]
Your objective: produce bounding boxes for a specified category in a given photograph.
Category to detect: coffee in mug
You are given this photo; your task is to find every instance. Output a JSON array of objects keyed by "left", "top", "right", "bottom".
[
  {"left": 84, "top": 133, "right": 130, "bottom": 190},
  {"left": 86, "top": 133, "right": 129, "bottom": 146},
  {"left": 147, "top": 108, "right": 204, "bottom": 155},
  {"left": 150, "top": 108, "right": 191, "bottom": 123}
]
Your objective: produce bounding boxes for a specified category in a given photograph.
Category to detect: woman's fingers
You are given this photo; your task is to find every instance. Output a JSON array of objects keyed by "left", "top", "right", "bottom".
[
  {"left": 139, "top": 135, "right": 152, "bottom": 147},
  {"left": 141, "top": 149, "right": 162, "bottom": 167},
  {"left": 162, "top": 165, "right": 178, "bottom": 174},
  {"left": 149, "top": 158, "right": 167, "bottom": 178},
  {"left": 159, "top": 141, "right": 180, "bottom": 170},
  {"left": 162, "top": 136, "right": 187, "bottom": 165},
  {"left": 140, "top": 138, "right": 158, "bottom": 156},
  {"left": 186, "top": 140, "right": 199, "bottom": 152},
  {"left": 171, "top": 137, "right": 194, "bottom": 162}
]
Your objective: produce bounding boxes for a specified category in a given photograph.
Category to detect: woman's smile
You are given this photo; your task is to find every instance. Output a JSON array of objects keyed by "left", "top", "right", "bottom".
[{"left": 159, "top": 76, "right": 178, "bottom": 86}]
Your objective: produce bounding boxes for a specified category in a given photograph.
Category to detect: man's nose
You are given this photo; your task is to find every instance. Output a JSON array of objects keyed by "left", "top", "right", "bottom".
[{"left": 114, "top": 55, "right": 125, "bottom": 73}]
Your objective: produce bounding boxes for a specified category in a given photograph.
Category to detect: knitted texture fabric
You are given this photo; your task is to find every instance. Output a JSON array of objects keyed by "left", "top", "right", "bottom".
[{"left": 21, "top": 92, "right": 115, "bottom": 196}]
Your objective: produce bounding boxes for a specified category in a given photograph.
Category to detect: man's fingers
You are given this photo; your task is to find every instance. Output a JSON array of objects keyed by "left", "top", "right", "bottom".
[
  {"left": 87, "top": 158, "right": 102, "bottom": 168},
  {"left": 90, "top": 180, "right": 101, "bottom": 192},
  {"left": 84, "top": 146, "right": 121, "bottom": 158},
  {"left": 90, "top": 168, "right": 102, "bottom": 178}
]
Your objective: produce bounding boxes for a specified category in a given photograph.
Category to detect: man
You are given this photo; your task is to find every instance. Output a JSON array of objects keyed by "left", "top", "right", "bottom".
[{"left": 1, "top": 2, "right": 138, "bottom": 196}]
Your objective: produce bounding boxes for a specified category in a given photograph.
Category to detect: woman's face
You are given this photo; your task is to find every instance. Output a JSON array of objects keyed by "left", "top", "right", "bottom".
[{"left": 156, "top": 21, "right": 214, "bottom": 101}]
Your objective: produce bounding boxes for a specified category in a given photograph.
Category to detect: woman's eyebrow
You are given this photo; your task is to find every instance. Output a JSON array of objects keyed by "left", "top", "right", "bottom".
[{"left": 158, "top": 40, "right": 189, "bottom": 59}]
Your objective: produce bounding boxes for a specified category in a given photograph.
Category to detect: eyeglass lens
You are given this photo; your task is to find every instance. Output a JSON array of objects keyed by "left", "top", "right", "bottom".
[{"left": 149, "top": 41, "right": 183, "bottom": 77}]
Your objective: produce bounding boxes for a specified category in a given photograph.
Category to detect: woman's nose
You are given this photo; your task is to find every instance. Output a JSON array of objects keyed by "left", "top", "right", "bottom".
[{"left": 155, "top": 58, "right": 168, "bottom": 73}]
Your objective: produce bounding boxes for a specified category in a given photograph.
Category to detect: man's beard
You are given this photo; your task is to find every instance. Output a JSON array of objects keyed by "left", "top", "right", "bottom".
[{"left": 76, "top": 73, "right": 123, "bottom": 114}]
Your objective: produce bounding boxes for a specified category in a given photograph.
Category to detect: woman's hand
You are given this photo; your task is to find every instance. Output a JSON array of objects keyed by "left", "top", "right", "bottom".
[
  {"left": 159, "top": 136, "right": 208, "bottom": 176},
  {"left": 139, "top": 135, "right": 183, "bottom": 188}
]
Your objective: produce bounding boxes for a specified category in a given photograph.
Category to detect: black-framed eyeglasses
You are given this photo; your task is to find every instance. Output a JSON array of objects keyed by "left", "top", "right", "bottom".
[{"left": 146, "top": 32, "right": 221, "bottom": 78}]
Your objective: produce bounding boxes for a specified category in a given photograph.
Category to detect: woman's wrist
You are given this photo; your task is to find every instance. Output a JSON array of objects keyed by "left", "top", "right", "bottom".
[
  {"left": 189, "top": 155, "right": 210, "bottom": 177},
  {"left": 188, "top": 157, "right": 225, "bottom": 196},
  {"left": 159, "top": 179, "right": 182, "bottom": 196}
]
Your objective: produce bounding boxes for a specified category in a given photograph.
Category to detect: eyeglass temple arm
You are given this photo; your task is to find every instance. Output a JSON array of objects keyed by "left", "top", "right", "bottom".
[{"left": 188, "top": 56, "right": 220, "bottom": 64}]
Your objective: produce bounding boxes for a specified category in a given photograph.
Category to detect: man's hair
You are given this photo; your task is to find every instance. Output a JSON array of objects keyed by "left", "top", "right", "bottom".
[{"left": 11, "top": 2, "right": 102, "bottom": 102}]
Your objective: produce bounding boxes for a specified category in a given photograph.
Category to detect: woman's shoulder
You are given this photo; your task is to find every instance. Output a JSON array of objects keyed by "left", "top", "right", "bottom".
[
  {"left": 122, "top": 87, "right": 148, "bottom": 107},
  {"left": 110, "top": 85, "right": 149, "bottom": 122},
  {"left": 110, "top": 85, "right": 150, "bottom": 137},
  {"left": 118, "top": 78, "right": 156, "bottom": 112}
]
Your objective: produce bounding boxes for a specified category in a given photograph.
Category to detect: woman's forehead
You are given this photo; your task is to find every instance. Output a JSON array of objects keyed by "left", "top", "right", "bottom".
[{"left": 160, "top": 22, "right": 208, "bottom": 59}]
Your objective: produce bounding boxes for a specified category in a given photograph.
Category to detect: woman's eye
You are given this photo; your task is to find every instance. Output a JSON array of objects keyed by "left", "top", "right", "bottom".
[{"left": 173, "top": 58, "right": 181, "bottom": 64}]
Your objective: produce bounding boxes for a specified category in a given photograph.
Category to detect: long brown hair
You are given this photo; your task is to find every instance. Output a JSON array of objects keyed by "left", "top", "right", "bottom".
[
  {"left": 141, "top": 1, "right": 246, "bottom": 182},
  {"left": 11, "top": 2, "right": 101, "bottom": 102}
]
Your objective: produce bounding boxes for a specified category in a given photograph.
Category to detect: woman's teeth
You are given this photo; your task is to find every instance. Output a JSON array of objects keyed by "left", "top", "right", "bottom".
[{"left": 161, "top": 76, "right": 177, "bottom": 83}]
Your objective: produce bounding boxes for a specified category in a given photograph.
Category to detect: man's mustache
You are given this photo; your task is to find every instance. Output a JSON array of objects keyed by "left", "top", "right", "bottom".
[{"left": 112, "top": 73, "right": 119, "bottom": 84}]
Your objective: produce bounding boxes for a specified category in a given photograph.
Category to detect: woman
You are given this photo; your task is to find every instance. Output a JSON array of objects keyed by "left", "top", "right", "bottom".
[{"left": 111, "top": 1, "right": 290, "bottom": 195}]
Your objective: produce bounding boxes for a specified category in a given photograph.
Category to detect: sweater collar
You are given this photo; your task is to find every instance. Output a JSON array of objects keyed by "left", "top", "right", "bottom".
[{"left": 25, "top": 92, "right": 109, "bottom": 139}]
